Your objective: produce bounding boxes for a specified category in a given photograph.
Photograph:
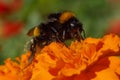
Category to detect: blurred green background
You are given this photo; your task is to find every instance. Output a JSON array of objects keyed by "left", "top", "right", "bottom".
[{"left": 0, "top": 0, "right": 120, "bottom": 64}]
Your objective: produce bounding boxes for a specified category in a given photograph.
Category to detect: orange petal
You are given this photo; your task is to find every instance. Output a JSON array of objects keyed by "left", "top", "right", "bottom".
[
  {"left": 93, "top": 68, "right": 119, "bottom": 80},
  {"left": 109, "top": 56, "right": 120, "bottom": 78}
]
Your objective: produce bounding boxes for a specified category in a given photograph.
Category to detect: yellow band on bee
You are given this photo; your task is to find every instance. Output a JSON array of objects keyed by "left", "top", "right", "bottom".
[
  {"left": 34, "top": 27, "right": 40, "bottom": 37},
  {"left": 59, "top": 11, "right": 75, "bottom": 24}
]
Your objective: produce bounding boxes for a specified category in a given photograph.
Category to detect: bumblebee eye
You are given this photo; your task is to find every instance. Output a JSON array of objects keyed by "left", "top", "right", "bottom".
[
  {"left": 34, "top": 27, "right": 40, "bottom": 37},
  {"left": 70, "top": 23, "right": 75, "bottom": 27},
  {"left": 70, "top": 20, "right": 78, "bottom": 28}
]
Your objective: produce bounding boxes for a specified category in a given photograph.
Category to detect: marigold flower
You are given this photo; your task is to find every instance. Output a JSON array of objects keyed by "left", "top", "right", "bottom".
[{"left": 0, "top": 34, "right": 120, "bottom": 80}]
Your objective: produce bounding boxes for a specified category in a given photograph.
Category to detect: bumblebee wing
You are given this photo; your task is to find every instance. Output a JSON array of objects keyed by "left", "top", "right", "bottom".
[{"left": 27, "top": 27, "right": 35, "bottom": 36}]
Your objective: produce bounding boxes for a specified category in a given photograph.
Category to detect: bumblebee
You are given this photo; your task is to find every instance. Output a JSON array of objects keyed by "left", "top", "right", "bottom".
[{"left": 27, "top": 11, "right": 85, "bottom": 62}]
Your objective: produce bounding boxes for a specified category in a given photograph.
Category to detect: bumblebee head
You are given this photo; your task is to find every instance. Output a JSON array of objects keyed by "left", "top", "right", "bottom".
[
  {"left": 27, "top": 26, "right": 40, "bottom": 37},
  {"left": 59, "top": 11, "right": 82, "bottom": 29}
]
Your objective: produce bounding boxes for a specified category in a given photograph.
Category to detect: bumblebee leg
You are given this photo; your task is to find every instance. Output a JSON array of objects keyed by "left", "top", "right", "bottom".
[
  {"left": 76, "top": 28, "right": 84, "bottom": 41},
  {"left": 82, "top": 29, "right": 86, "bottom": 38},
  {"left": 29, "top": 38, "right": 37, "bottom": 63},
  {"left": 62, "top": 30, "right": 66, "bottom": 40},
  {"left": 71, "top": 29, "right": 83, "bottom": 41},
  {"left": 51, "top": 27, "right": 63, "bottom": 43},
  {"left": 57, "top": 29, "right": 66, "bottom": 43}
]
